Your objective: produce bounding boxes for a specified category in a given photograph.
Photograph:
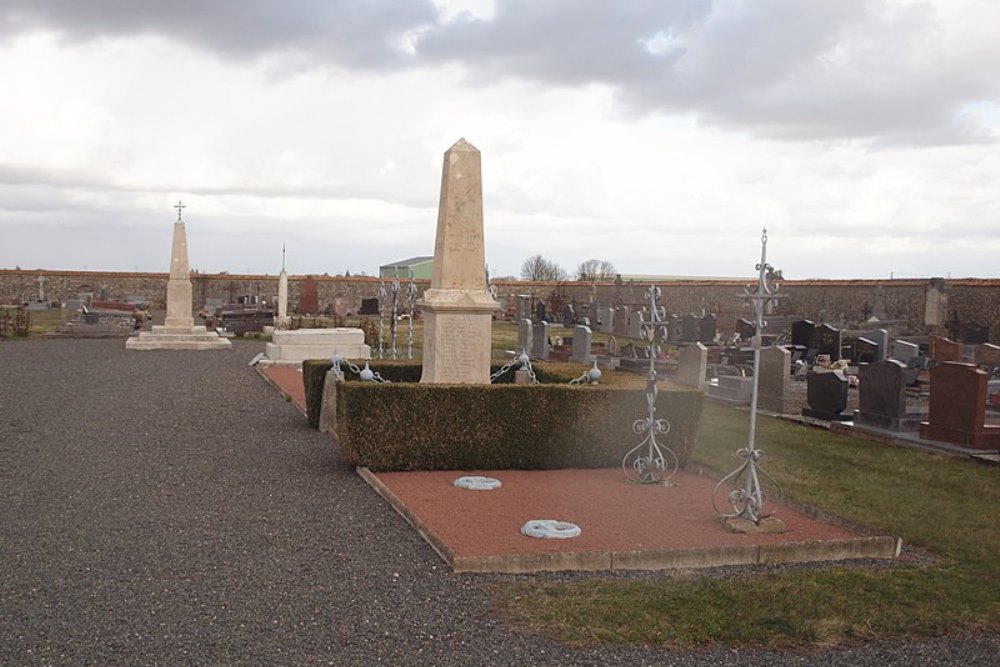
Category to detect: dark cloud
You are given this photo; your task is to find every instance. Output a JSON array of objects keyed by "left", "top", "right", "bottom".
[
  {"left": 417, "top": 0, "right": 1000, "bottom": 145},
  {"left": 2, "top": 0, "right": 997, "bottom": 145},
  {"left": 0, "top": 0, "right": 438, "bottom": 68}
]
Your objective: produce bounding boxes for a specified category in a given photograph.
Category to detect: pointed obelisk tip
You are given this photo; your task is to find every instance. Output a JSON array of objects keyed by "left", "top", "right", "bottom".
[{"left": 449, "top": 137, "right": 478, "bottom": 153}]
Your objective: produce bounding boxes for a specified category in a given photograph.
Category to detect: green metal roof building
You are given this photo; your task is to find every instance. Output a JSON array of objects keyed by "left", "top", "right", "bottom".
[{"left": 379, "top": 256, "right": 434, "bottom": 280}]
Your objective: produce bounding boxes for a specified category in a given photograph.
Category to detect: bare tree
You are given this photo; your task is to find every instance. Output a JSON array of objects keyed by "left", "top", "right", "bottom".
[
  {"left": 576, "top": 258, "right": 617, "bottom": 281},
  {"left": 520, "top": 254, "right": 568, "bottom": 281}
]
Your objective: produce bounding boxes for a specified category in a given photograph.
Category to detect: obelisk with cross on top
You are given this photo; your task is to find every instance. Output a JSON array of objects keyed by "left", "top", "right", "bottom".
[{"left": 126, "top": 201, "right": 231, "bottom": 350}]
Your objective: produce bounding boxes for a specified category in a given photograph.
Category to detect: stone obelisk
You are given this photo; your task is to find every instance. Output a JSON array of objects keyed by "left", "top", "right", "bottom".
[
  {"left": 418, "top": 138, "right": 499, "bottom": 383},
  {"left": 163, "top": 215, "right": 194, "bottom": 329},
  {"left": 126, "top": 202, "right": 231, "bottom": 350},
  {"left": 276, "top": 244, "right": 290, "bottom": 329}
]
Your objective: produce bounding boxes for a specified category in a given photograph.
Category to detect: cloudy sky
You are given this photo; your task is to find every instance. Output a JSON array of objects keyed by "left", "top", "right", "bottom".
[{"left": 1, "top": 0, "right": 998, "bottom": 279}]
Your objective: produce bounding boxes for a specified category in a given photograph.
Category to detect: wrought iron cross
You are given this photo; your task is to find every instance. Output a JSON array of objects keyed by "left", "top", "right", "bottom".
[
  {"left": 713, "top": 228, "right": 785, "bottom": 522},
  {"left": 174, "top": 200, "right": 186, "bottom": 221}
]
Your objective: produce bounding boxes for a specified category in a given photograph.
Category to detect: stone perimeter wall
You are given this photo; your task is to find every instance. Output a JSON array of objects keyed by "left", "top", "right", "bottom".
[{"left": 2, "top": 269, "right": 998, "bottom": 339}]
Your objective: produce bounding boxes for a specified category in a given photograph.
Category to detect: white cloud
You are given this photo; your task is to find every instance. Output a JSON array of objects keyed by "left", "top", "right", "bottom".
[{"left": 0, "top": 1, "right": 998, "bottom": 280}]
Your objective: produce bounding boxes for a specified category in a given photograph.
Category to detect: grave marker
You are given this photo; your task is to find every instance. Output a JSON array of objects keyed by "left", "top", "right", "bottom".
[{"left": 418, "top": 139, "right": 500, "bottom": 383}]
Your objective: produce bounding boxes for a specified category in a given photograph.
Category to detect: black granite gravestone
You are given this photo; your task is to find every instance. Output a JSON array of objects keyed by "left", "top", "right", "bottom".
[{"left": 802, "top": 371, "right": 850, "bottom": 421}]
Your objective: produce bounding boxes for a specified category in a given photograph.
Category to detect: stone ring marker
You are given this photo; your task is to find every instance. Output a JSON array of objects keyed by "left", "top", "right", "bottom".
[
  {"left": 453, "top": 476, "right": 502, "bottom": 491},
  {"left": 521, "top": 520, "right": 582, "bottom": 539}
]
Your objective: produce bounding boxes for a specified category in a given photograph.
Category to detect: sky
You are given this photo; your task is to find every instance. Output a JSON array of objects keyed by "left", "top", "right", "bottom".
[{"left": 0, "top": 0, "right": 998, "bottom": 280}]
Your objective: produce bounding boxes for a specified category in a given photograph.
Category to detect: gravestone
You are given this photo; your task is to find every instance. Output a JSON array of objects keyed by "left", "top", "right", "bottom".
[
  {"left": 602, "top": 307, "right": 614, "bottom": 333},
  {"left": 563, "top": 304, "right": 576, "bottom": 327},
  {"left": 667, "top": 314, "right": 681, "bottom": 342},
  {"left": 535, "top": 300, "right": 547, "bottom": 323},
  {"left": 919, "top": 362, "right": 1000, "bottom": 449},
  {"left": 613, "top": 307, "right": 627, "bottom": 336},
  {"left": 736, "top": 318, "right": 756, "bottom": 342},
  {"left": 531, "top": 321, "right": 550, "bottom": 360},
  {"left": 870, "top": 329, "right": 890, "bottom": 361},
  {"left": 890, "top": 339, "right": 920, "bottom": 363},
  {"left": 607, "top": 335, "right": 618, "bottom": 356},
  {"left": 791, "top": 320, "right": 815, "bottom": 348},
  {"left": 627, "top": 311, "right": 642, "bottom": 339},
  {"left": 852, "top": 337, "right": 879, "bottom": 364},
  {"left": 929, "top": 335, "right": 963, "bottom": 362},
  {"left": 676, "top": 343, "right": 707, "bottom": 391},
  {"left": 516, "top": 295, "right": 530, "bottom": 322},
  {"left": 707, "top": 375, "right": 752, "bottom": 405},
  {"left": 814, "top": 324, "right": 841, "bottom": 360},
  {"left": 359, "top": 298, "right": 379, "bottom": 315},
  {"left": 418, "top": 139, "right": 500, "bottom": 384},
  {"left": 963, "top": 321, "right": 989, "bottom": 344},
  {"left": 758, "top": 345, "right": 792, "bottom": 413},
  {"left": 974, "top": 343, "right": 1000, "bottom": 368},
  {"left": 802, "top": 371, "right": 850, "bottom": 421},
  {"left": 587, "top": 301, "right": 599, "bottom": 330},
  {"left": 570, "top": 325, "right": 592, "bottom": 364},
  {"left": 681, "top": 314, "right": 701, "bottom": 343},
  {"left": 699, "top": 314, "right": 717, "bottom": 344},
  {"left": 517, "top": 318, "right": 533, "bottom": 354},
  {"left": 855, "top": 359, "right": 920, "bottom": 431}
]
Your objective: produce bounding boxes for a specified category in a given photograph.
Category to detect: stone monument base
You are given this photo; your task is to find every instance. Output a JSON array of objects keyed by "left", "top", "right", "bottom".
[
  {"left": 126, "top": 325, "right": 232, "bottom": 351},
  {"left": 419, "top": 289, "right": 498, "bottom": 384},
  {"left": 263, "top": 328, "right": 370, "bottom": 364}
]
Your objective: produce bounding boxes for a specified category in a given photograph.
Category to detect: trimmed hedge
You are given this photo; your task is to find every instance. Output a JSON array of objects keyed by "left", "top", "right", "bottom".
[
  {"left": 302, "top": 360, "right": 629, "bottom": 428},
  {"left": 334, "top": 382, "right": 702, "bottom": 472}
]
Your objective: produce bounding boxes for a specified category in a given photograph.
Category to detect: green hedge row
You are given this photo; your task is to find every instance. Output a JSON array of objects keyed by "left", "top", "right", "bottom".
[
  {"left": 302, "top": 360, "right": 606, "bottom": 428},
  {"left": 334, "top": 382, "right": 702, "bottom": 472}
]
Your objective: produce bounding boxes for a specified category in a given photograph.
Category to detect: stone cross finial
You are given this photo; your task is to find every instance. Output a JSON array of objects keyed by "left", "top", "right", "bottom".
[{"left": 174, "top": 200, "right": 186, "bottom": 221}]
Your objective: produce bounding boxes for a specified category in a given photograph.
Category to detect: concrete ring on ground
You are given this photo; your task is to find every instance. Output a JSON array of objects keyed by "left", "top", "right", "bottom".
[
  {"left": 453, "top": 476, "right": 502, "bottom": 491},
  {"left": 521, "top": 519, "right": 582, "bottom": 539}
]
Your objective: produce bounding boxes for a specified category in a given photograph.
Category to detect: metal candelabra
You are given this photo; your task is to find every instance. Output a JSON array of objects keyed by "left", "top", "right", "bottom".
[
  {"left": 622, "top": 286, "right": 678, "bottom": 484},
  {"left": 713, "top": 228, "right": 784, "bottom": 522}
]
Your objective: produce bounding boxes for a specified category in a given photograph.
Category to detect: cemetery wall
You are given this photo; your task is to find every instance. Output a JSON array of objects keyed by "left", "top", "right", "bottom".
[{"left": 1, "top": 269, "right": 998, "bottom": 339}]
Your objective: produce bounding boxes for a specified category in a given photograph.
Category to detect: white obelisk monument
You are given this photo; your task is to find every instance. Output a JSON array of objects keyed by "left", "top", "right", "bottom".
[
  {"left": 276, "top": 244, "right": 290, "bottom": 329},
  {"left": 126, "top": 202, "right": 231, "bottom": 350},
  {"left": 418, "top": 139, "right": 499, "bottom": 383}
]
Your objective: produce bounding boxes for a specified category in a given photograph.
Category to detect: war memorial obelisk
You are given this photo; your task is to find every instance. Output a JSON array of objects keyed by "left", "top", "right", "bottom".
[
  {"left": 418, "top": 139, "right": 499, "bottom": 383},
  {"left": 126, "top": 202, "right": 231, "bottom": 351}
]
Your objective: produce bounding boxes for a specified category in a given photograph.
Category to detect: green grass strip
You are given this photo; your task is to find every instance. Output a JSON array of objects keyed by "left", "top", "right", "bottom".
[{"left": 496, "top": 402, "right": 1000, "bottom": 648}]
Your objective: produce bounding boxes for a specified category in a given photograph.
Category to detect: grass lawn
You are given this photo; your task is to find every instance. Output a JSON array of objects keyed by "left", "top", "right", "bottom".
[{"left": 495, "top": 402, "right": 1000, "bottom": 648}]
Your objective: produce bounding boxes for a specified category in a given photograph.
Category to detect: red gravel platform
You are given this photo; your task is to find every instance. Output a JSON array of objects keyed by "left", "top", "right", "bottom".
[
  {"left": 361, "top": 467, "right": 898, "bottom": 573},
  {"left": 256, "top": 362, "right": 898, "bottom": 573}
]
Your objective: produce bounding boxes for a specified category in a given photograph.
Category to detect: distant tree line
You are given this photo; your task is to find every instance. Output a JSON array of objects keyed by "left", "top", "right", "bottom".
[{"left": 518, "top": 254, "right": 617, "bottom": 282}]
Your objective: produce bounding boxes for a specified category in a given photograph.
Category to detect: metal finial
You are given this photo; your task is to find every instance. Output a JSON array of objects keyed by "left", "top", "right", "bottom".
[
  {"left": 174, "top": 200, "right": 186, "bottom": 221},
  {"left": 281, "top": 243, "right": 286, "bottom": 272}
]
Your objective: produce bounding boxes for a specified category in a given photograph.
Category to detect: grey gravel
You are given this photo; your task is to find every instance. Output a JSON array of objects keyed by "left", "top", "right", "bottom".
[{"left": 1, "top": 338, "right": 996, "bottom": 666}]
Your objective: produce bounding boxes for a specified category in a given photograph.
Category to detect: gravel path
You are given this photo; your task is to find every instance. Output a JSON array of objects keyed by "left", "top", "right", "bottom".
[{"left": 1, "top": 338, "right": 996, "bottom": 666}]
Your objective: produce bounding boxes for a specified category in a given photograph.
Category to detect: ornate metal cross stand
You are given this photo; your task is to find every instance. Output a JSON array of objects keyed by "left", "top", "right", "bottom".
[
  {"left": 622, "top": 286, "right": 678, "bottom": 484},
  {"left": 713, "top": 228, "right": 784, "bottom": 521},
  {"left": 406, "top": 270, "right": 417, "bottom": 359}
]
